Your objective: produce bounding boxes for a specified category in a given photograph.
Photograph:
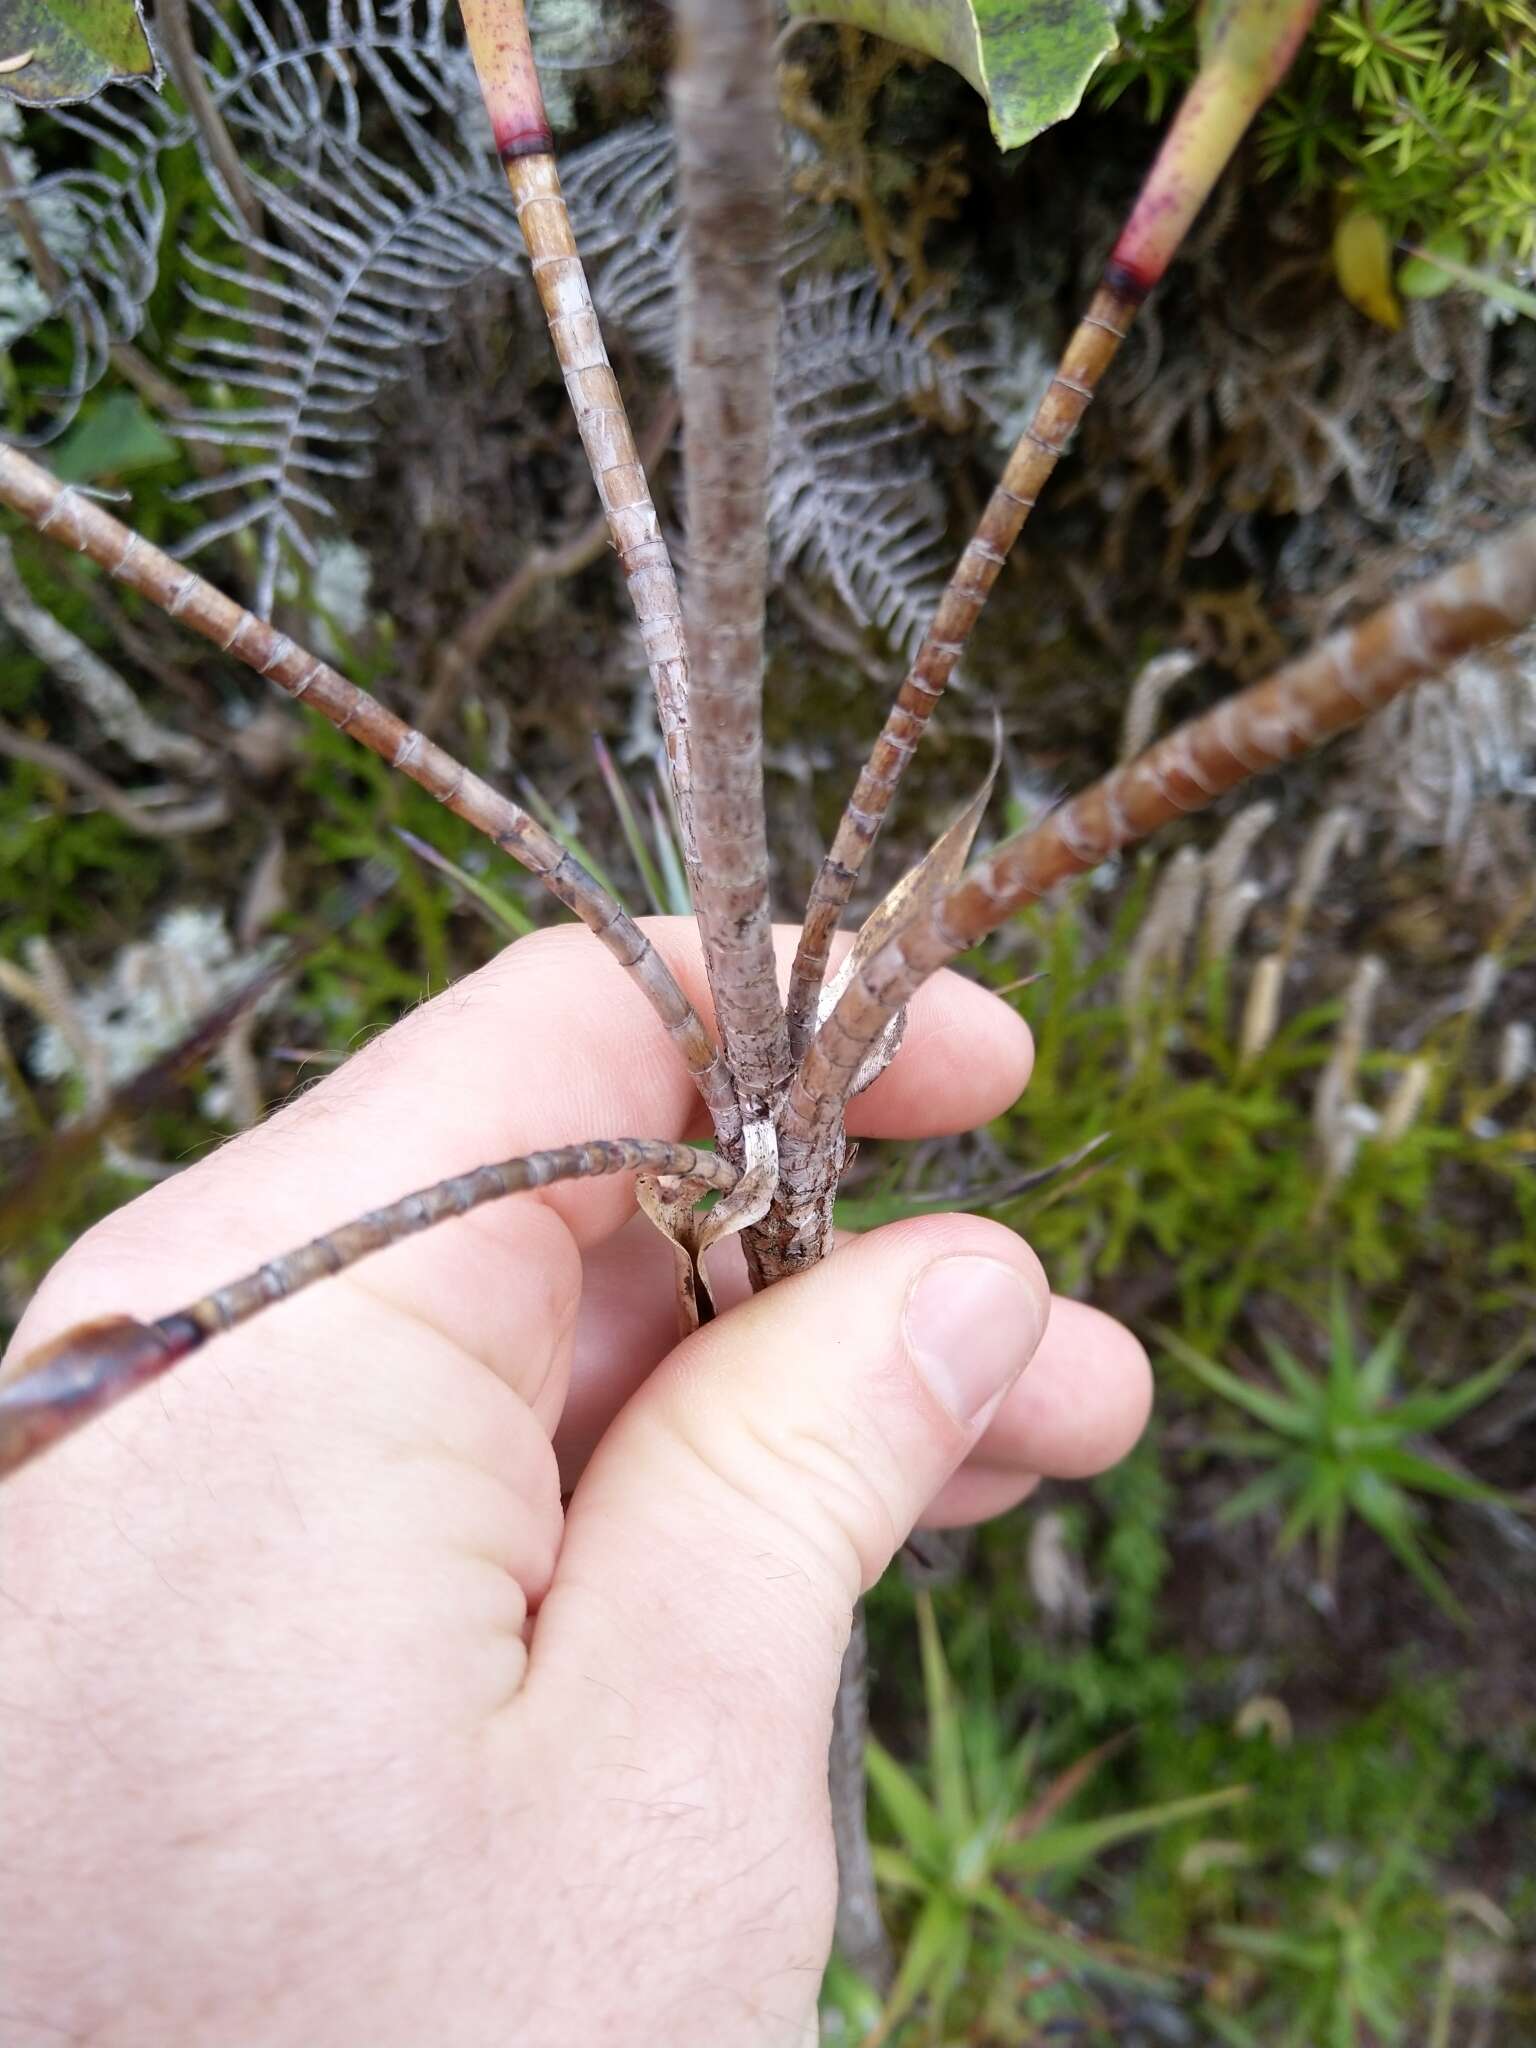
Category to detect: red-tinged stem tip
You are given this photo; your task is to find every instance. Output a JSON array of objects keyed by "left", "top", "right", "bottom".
[
  {"left": 1101, "top": 255, "right": 1156, "bottom": 305},
  {"left": 457, "top": 0, "right": 552, "bottom": 167},
  {"left": 496, "top": 123, "right": 554, "bottom": 162},
  {"left": 1108, "top": 0, "right": 1322, "bottom": 296}
]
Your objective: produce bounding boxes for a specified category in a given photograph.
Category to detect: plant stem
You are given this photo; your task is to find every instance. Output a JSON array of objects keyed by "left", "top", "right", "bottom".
[
  {"left": 0, "top": 533, "right": 211, "bottom": 774},
  {"left": 0, "top": 720, "right": 226, "bottom": 836},
  {"left": 153, "top": 0, "right": 263, "bottom": 237},
  {"left": 0, "top": 442, "right": 738, "bottom": 1140},
  {"left": 457, "top": 0, "right": 700, "bottom": 882},
  {"left": 784, "top": 0, "right": 1326, "bottom": 1058},
  {"left": 668, "top": 0, "right": 792, "bottom": 1116},
  {"left": 830, "top": 1609, "right": 895, "bottom": 1991},
  {"left": 0, "top": 1138, "right": 739, "bottom": 1481},
  {"left": 785, "top": 279, "right": 1137, "bottom": 1058}
]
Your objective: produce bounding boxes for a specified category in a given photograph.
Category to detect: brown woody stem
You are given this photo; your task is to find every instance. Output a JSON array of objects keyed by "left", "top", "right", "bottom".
[
  {"left": 773, "top": 516, "right": 1536, "bottom": 1268},
  {"left": 457, "top": 0, "right": 700, "bottom": 882},
  {"left": 0, "top": 1138, "right": 739, "bottom": 1482},
  {"left": 0, "top": 442, "right": 738, "bottom": 1140},
  {"left": 670, "top": 0, "right": 791, "bottom": 1115},
  {"left": 785, "top": 280, "right": 1138, "bottom": 1058}
]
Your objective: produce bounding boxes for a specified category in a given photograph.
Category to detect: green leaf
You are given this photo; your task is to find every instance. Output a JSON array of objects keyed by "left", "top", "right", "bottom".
[
  {"left": 974, "top": 1883, "right": 1163, "bottom": 1986},
  {"left": 1360, "top": 1445, "right": 1512, "bottom": 1510},
  {"left": 1397, "top": 244, "right": 1536, "bottom": 323},
  {"left": 1158, "top": 1327, "right": 1311, "bottom": 1438},
  {"left": 1346, "top": 1467, "right": 1464, "bottom": 1621},
  {"left": 876, "top": 1890, "right": 969, "bottom": 2040},
  {"left": 996, "top": 1784, "right": 1247, "bottom": 1878},
  {"left": 1274, "top": 1464, "right": 1340, "bottom": 1563},
  {"left": 1214, "top": 1924, "right": 1335, "bottom": 1969},
  {"left": 52, "top": 393, "right": 178, "bottom": 484},
  {"left": 1355, "top": 1314, "right": 1409, "bottom": 1412},
  {"left": 0, "top": 0, "right": 157, "bottom": 108},
  {"left": 785, "top": 0, "right": 1120, "bottom": 151},
  {"left": 1256, "top": 1332, "right": 1322, "bottom": 1410},
  {"left": 1333, "top": 207, "right": 1403, "bottom": 329},
  {"left": 392, "top": 830, "right": 536, "bottom": 940},
  {"left": 1215, "top": 1459, "right": 1304, "bottom": 1528},
  {"left": 868, "top": 1845, "right": 928, "bottom": 1894},
  {"left": 1387, "top": 1345, "right": 1529, "bottom": 1434},
  {"left": 866, "top": 1738, "right": 947, "bottom": 1869},
  {"left": 915, "top": 1591, "right": 973, "bottom": 1841},
  {"left": 1397, "top": 229, "right": 1469, "bottom": 300}
]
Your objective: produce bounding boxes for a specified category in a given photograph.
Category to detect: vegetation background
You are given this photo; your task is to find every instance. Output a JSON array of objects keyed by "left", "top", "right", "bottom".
[{"left": 2, "top": 1, "right": 1535, "bottom": 2039}]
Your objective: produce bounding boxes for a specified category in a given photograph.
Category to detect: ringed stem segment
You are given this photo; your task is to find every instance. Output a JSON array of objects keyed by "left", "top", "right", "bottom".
[{"left": 784, "top": 279, "right": 1139, "bottom": 1059}]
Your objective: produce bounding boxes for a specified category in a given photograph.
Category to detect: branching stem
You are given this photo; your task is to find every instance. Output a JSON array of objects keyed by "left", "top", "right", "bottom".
[
  {"left": 0, "top": 1138, "right": 739, "bottom": 1482},
  {"left": 669, "top": 0, "right": 791, "bottom": 1115},
  {"left": 785, "top": 279, "right": 1138, "bottom": 1056}
]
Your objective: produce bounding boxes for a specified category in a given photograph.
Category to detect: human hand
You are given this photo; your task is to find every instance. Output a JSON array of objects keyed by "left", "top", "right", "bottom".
[{"left": 0, "top": 920, "right": 1149, "bottom": 2047}]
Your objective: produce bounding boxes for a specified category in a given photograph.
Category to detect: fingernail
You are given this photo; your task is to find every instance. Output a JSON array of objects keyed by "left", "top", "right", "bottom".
[{"left": 903, "top": 1255, "right": 1047, "bottom": 1425}]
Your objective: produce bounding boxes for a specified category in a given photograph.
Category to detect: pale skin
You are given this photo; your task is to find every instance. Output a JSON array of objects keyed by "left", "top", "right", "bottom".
[{"left": 0, "top": 921, "right": 1149, "bottom": 2048}]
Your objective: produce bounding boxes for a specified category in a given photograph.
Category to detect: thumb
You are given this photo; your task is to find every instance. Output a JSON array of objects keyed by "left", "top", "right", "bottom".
[{"left": 523, "top": 1214, "right": 1049, "bottom": 1754}]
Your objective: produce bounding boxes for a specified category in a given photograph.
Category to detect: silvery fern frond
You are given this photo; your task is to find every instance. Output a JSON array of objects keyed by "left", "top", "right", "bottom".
[
  {"left": 2, "top": 84, "right": 166, "bottom": 424},
  {"left": 1353, "top": 631, "right": 1536, "bottom": 855},
  {"left": 172, "top": 122, "right": 520, "bottom": 616},
  {"left": 11, "top": 11, "right": 991, "bottom": 651},
  {"left": 770, "top": 271, "right": 991, "bottom": 657},
  {"left": 561, "top": 120, "right": 677, "bottom": 358},
  {"left": 1, "top": 0, "right": 469, "bottom": 433},
  {"left": 568, "top": 129, "right": 990, "bottom": 653}
]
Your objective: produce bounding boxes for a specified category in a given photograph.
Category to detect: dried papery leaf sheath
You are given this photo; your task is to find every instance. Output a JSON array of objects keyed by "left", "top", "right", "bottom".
[
  {"left": 0, "top": 444, "right": 737, "bottom": 1141},
  {"left": 785, "top": 280, "right": 1136, "bottom": 1057},
  {"left": 775, "top": 518, "right": 1536, "bottom": 1266},
  {"left": 0, "top": 1139, "right": 739, "bottom": 1482},
  {"left": 669, "top": 0, "right": 790, "bottom": 1114},
  {"left": 457, "top": 0, "right": 698, "bottom": 878}
]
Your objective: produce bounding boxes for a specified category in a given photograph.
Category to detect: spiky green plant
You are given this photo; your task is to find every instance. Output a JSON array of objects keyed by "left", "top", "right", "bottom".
[
  {"left": 851, "top": 1589, "right": 1245, "bottom": 2040},
  {"left": 1163, "top": 1282, "right": 1528, "bottom": 1618}
]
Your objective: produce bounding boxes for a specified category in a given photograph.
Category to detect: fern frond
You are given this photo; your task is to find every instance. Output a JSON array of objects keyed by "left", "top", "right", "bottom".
[
  {"left": 171, "top": 122, "right": 521, "bottom": 616},
  {"left": 771, "top": 271, "right": 990, "bottom": 657},
  {"left": 14, "top": 16, "right": 987, "bottom": 648},
  {"left": 1, "top": 0, "right": 467, "bottom": 435}
]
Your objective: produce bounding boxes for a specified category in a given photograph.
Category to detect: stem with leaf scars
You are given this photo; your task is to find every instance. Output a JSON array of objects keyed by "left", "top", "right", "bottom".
[
  {"left": 668, "top": 0, "right": 791, "bottom": 1114},
  {"left": 829, "top": 1610, "right": 894, "bottom": 1991},
  {"left": 784, "top": 0, "right": 1325, "bottom": 1060},
  {"left": 457, "top": 0, "right": 699, "bottom": 882},
  {"left": 0, "top": 1139, "right": 740, "bottom": 1483},
  {"left": 0, "top": 443, "right": 738, "bottom": 1143},
  {"left": 784, "top": 281, "right": 1137, "bottom": 1060},
  {"left": 772, "top": 515, "right": 1536, "bottom": 1267}
]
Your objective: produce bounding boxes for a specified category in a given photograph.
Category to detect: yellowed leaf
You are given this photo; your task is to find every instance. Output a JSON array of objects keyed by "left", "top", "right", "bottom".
[{"left": 1333, "top": 208, "right": 1402, "bottom": 331}]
